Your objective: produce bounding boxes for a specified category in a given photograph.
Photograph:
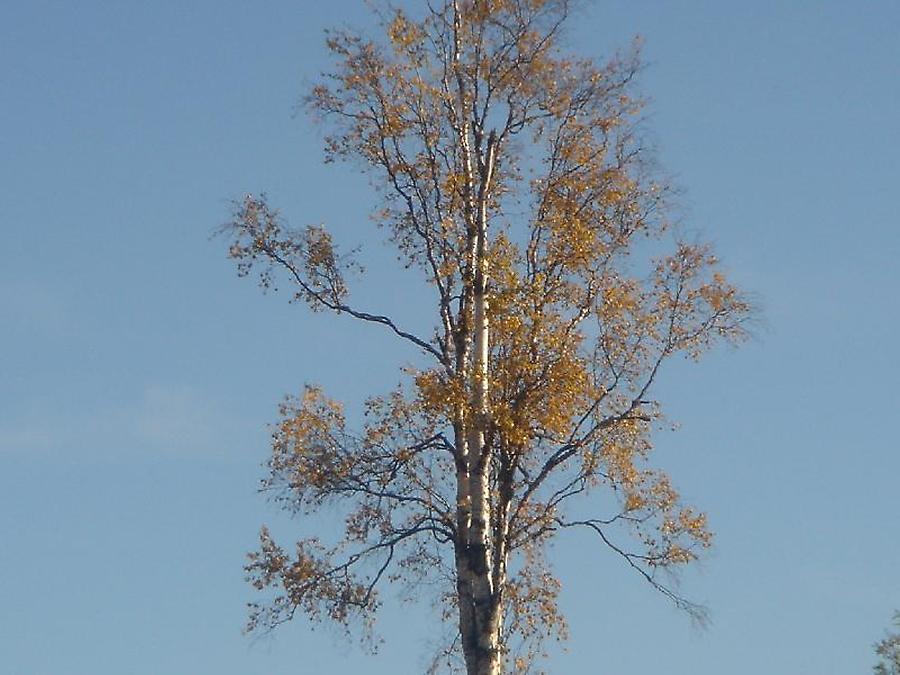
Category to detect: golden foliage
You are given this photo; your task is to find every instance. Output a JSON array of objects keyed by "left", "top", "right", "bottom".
[{"left": 224, "top": 1, "right": 753, "bottom": 671}]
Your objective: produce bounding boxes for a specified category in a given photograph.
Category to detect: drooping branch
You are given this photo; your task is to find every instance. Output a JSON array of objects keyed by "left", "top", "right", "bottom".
[{"left": 554, "top": 517, "right": 709, "bottom": 624}]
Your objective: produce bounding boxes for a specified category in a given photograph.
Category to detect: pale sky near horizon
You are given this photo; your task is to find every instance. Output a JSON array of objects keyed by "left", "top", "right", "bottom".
[{"left": 2, "top": 1, "right": 899, "bottom": 673}]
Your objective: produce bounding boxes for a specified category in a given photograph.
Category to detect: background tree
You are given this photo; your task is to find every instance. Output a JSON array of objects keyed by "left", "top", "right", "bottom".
[
  {"left": 875, "top": 612, "right": 900, "bottom": 675},
  {"left": 222, "top": 1, "right": 750, "bottom": 673}
]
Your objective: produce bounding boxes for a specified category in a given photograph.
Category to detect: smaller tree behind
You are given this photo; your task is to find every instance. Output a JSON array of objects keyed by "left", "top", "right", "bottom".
[{"left": 875, "top": 612, "right": 900, "bottom": 675}]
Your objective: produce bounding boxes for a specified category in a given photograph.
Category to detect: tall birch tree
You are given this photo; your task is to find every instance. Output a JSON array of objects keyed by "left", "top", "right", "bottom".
[{"left": 222, "top": 1, "right": 751, "bottom": 673}]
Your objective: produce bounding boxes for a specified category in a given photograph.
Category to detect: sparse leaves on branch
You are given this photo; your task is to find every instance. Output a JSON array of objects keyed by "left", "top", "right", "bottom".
[{"left": 225, "top": 194, "right": 352, "bottom": 309}]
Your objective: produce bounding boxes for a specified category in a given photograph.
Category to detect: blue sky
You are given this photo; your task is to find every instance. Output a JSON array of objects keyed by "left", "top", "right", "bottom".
[{"left": 2, "top": 1, "right": 898, "bottom": 673}]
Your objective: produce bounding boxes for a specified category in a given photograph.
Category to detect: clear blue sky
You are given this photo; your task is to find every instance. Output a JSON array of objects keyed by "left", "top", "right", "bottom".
[{"left": 2, "top": 1, "right": 898, "bottom": 673}]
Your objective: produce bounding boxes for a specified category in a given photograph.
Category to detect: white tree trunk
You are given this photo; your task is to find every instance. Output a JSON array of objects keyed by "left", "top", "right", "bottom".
[
  {"left": 450, "top": 5, "right": 502, "bottom": 669},
  {"left": 460, "top": 128, "right": 503, "bottom": 674}
]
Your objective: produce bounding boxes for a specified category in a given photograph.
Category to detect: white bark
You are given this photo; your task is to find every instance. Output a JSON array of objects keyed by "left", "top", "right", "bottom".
[{"left": 450, "top": 4, "right": 503, "bottom": 671}]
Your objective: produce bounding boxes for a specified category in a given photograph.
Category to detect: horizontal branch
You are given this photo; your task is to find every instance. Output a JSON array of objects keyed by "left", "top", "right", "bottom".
[{"left": 261, "top": 240, "right": 448, "bottom": 365}]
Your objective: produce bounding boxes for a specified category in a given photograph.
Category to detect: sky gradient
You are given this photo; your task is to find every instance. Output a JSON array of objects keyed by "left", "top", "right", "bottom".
[{"left": 2, "top": 1, "right": 899, "bottom": 673}]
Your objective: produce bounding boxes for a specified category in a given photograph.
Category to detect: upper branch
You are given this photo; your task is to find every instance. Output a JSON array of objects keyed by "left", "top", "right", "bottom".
[{"left": 222, "top": 194, "right": 448, "bottom": 365}]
